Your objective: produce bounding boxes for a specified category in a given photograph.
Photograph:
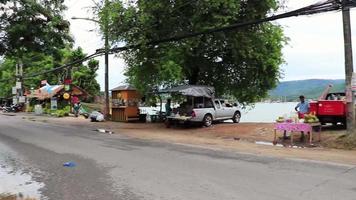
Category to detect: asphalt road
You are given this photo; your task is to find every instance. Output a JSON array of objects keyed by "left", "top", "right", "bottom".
[{"left": 0, "top": 114, "right": 356, "bottom": 200}]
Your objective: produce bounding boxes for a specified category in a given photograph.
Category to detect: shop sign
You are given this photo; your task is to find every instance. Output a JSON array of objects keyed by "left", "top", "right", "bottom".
[
  {"left": 64, "top": 79, "right": 72, "bottom": 85},
  {"left": 12, "top": 97, "right": 18, "bottom": 104},
  {"left": 12, "top": 87, "right": 17, "bottom": 95},
  {"left": 15, "top": 82, "right": 22, "bottom": 89},
  {"left": 64, "top": 79, "right": 72, "bottom": 91},
  {"left": 18, "top": 96, "right": 26, "bottom": 103},
  {"left": 346, "top": 86, "right": 352, "bottom": 103},
  {"left": 63, "top": 93, "right": 70, "bottom": 100},
  {"left": 64, "top": 84, "right": 71, "bottom": 91},
  {"left": 51, "top": 97, "right": 58, "bottom": 110},
  {"left": 352, "top": 73, "right": 356, "bottom": 91}
]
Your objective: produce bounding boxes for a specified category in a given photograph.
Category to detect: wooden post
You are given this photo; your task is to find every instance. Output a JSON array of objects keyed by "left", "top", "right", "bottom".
[
  {"left": 309, "top": 131, "right": 313, "bottom": 144},
  {"left": 290, "top": 132, "right": 293, "bottom": 147}
]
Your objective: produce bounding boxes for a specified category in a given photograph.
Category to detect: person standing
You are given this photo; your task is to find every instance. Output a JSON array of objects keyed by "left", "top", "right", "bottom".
[
  {"left": 165, "top": 99, "right": 172, "bottom": 117},
  {"left": 295, "top": 95, "right": 310, "bottom": 119},
  {"left": 295, "top": 95, "right": 310, "bottom": 142},
  {"left": 73, "top": 101, "right": 82, "bottom": 117}
]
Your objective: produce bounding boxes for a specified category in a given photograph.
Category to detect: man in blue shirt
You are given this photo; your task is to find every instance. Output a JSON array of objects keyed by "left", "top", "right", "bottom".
[
  {"left": 295, "top": 95, "right": 310, "bottom": 142},
  {"left": 295, "top": 95, "right": 310, "bottom": 117}
]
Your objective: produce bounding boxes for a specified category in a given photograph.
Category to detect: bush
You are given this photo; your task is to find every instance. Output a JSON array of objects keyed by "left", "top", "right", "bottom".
[
  {"left": 26, "top": 105, "right": 34, "bottom": 112},
  {"left": 63, "top": 105, "right": 71, "bottom": 113},
  {"left": 51, "top": 110, "right": 65, "bottom": 117},
  {"left": 43, "top": 108, "right": 50, "bottom": 114}
]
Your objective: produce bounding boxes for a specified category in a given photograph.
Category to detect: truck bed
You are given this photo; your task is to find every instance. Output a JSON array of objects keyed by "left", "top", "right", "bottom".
[{"left": 310, "top": 100, "right": 346, "bottom": 116}]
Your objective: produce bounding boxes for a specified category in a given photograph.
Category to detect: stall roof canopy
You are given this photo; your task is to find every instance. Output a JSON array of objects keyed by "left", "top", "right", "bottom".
[
  {"left": 27, "top": 84, "right": 88, "bottom": 100},
  {"left": 27, "top": 85, "right": 64, "bottom": 100},
  {"left": 111, "top": 85, "right": 136, "bottom": 91},
  {"left": 159, "top": 85, "right": 215, "bottom": 98}
]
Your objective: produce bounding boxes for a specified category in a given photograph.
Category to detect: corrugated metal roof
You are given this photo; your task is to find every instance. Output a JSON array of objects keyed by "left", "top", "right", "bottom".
[
  {"left": 111, "top": 85, "right": 136, "bottom": 91},
  {"left": 159, "top": 85, "right": 215, "bottom": 98}
]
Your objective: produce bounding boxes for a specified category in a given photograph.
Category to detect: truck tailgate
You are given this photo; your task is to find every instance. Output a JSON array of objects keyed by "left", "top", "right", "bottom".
[{"left": 318, "top": 100, "right": 346, "bottom": 116}]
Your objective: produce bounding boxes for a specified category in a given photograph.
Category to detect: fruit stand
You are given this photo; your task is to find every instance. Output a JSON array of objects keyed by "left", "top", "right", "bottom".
[{"left": 274, "top": 113, "right": 321, "bottom": 146}]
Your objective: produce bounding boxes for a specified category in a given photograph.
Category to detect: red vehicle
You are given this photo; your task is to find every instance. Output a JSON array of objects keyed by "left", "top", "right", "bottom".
[{"left": 309, "top": 85, "right": 347, "bottom": 127}]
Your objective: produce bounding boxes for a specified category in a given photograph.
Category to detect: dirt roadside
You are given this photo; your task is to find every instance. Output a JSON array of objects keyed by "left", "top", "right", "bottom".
[{"left": 19, "top": 114, "right": 356, "bottom": 165}]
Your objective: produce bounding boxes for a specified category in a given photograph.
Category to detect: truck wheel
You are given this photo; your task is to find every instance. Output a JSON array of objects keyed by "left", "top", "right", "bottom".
[
  {"left": 203, "top": 114, "right": 213, "bottom": 127},
  {"left": 341, "top": 119, "right": 347, "bottom": 129},
  {"left": 232, "top": 112, "right": 241, "bottom": 123}
]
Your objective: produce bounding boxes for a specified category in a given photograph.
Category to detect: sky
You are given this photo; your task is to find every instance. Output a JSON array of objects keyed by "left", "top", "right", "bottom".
[{"left": 63, "top": 0, "right": 356, "bottom": 90}]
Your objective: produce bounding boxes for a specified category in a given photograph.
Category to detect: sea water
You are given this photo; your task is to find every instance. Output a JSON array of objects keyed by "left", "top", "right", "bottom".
[{"left": 240, "top": 102, "right": 297, "bottom": 123}]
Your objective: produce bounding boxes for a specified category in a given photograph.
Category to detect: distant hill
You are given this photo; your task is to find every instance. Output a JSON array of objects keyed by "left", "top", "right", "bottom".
[{"left": 268, "top": 79, "right": 345, "bottom": 101}]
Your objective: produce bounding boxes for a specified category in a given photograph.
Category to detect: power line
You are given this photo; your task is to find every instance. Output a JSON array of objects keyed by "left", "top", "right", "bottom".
[
  {"left": 22, "top": 52, "right": 104, "bottom": 79},
  {"left": 1, "top": 0, "right": 354, "bottom": 83},
  {"left": 0, "top": 51, "right": 104, "bottom": 83},
  {"left": 108, "top": 0, "right": 345, "bottom": 54}
]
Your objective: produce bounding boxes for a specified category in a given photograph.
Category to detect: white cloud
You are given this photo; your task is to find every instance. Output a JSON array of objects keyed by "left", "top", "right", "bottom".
[
  {"left": 279, "top": 0, "right": 356, "bottom": 81},
  {"left": 64, "top": 0, "right": 356, "bottom": 90}
]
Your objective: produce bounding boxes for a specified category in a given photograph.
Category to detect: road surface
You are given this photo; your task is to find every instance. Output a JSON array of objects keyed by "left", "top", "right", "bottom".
[{"left": 0, "top": 114, "right": 355, "bottom": 200}]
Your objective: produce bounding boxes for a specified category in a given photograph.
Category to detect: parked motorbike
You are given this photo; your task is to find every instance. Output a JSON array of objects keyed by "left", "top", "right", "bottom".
[{"left": 2, "top": 104, "right": 23, "bottom": 113}]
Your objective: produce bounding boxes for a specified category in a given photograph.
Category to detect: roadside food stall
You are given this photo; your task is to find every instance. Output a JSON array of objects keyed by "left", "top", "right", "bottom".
[
  {"left": 111, "top": 85, "right": 140, "bottom": 122},
  {"left": 273, "top": 113, "right": 322, "bottom": 146},
  {"left": 27, "top": 83, "right": 89, "bottom": 114},
  {"left": 28, "top": 84, "right": 88, "bottom": 101},
  {"left": 158, "top": 85, "right": 216, "bottom": 126}
]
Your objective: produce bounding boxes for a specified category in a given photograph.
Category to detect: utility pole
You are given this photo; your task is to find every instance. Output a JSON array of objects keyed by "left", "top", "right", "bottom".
[
  {"left": 72, "top": 0, "right": 110, "bottom": 119},
  {"left": 103, "top": 0, "right": 110, "bottom": 119},
  {"left": 14, "top": 61, "right": 23, "bottom": 105},
  {"left": 342, "top": 0, "right": 355, "bottom": 132},
  {"left": 19, "top": 61, "right": 23, "bottom": 97}
]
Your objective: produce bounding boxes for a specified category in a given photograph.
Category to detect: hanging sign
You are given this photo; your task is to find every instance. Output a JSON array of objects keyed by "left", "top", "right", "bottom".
[
  {"left": 346, "top": 86, "right": 352, "bottom": 103},
  {"left": 16, "top": 82, "right": 22, "bottom": 89},
  {"left": 64, "top": 84, "right": 71, "bottom": 91},
  {"left": 64, "top": 79, "right": 72, "bottom": 91},
  {"left": 64, "top": 79, "right": 72, "bottom": 85},
  {"left": 63, "top": 93, "right": 70, "bottom": 100},
  {"left": 12, "top": 87, "right": 17, "bottom": 95},
  {"left": 19, "top": 96, "right": 26, "bottom": 103},
  {"left": 351, "top": 73, "right": 356, "bottom": 92},
  {"left": 51, "top": 97, "right": 58, "bottom": 110},
  {"left": 12, "top": 97, "right": 18, "bottom": 104}
]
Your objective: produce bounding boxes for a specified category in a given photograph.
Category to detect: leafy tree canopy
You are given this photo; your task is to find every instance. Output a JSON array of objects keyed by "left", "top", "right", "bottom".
[
  {"left": 102, "top": 0, "right": 287, "bottom": 103},
  {"left": 0, "top": 0, "right": 72, "bottom": 57},
  {"left": 0, "top": 0, "right": 100, "bottom": 101}
]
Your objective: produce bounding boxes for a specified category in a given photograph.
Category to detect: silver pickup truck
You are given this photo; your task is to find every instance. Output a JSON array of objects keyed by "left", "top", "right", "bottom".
[{"left": 167, "top": 98, "right": 241, "bottom": 127}]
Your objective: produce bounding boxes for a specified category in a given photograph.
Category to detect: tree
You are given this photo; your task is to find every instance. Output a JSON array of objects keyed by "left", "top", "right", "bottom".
[
  {"left": 72, "top": 58, "right": 101, "bottom": 98},
  {"left": 103, "top": 0, "right": 286, "bottom": 103},
  {"left": 0, "top": 1, "right": 100, "bottom": 100},
  {"left": 0, "top": 0, "right": 72, "bottom": 57}
]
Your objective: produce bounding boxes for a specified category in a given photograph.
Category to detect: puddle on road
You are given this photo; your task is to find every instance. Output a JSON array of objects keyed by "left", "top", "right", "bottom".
[{"left": 0, "top": 142, "right": 44, "bottom": 199}]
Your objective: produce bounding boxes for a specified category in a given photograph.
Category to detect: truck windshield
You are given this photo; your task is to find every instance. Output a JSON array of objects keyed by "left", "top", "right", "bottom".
[
  {"left": 326, "top": 93, "right": 346, "bottom": 100},
  {"left": 214, "top": 100, "right": 221, "bottom": 109}
]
